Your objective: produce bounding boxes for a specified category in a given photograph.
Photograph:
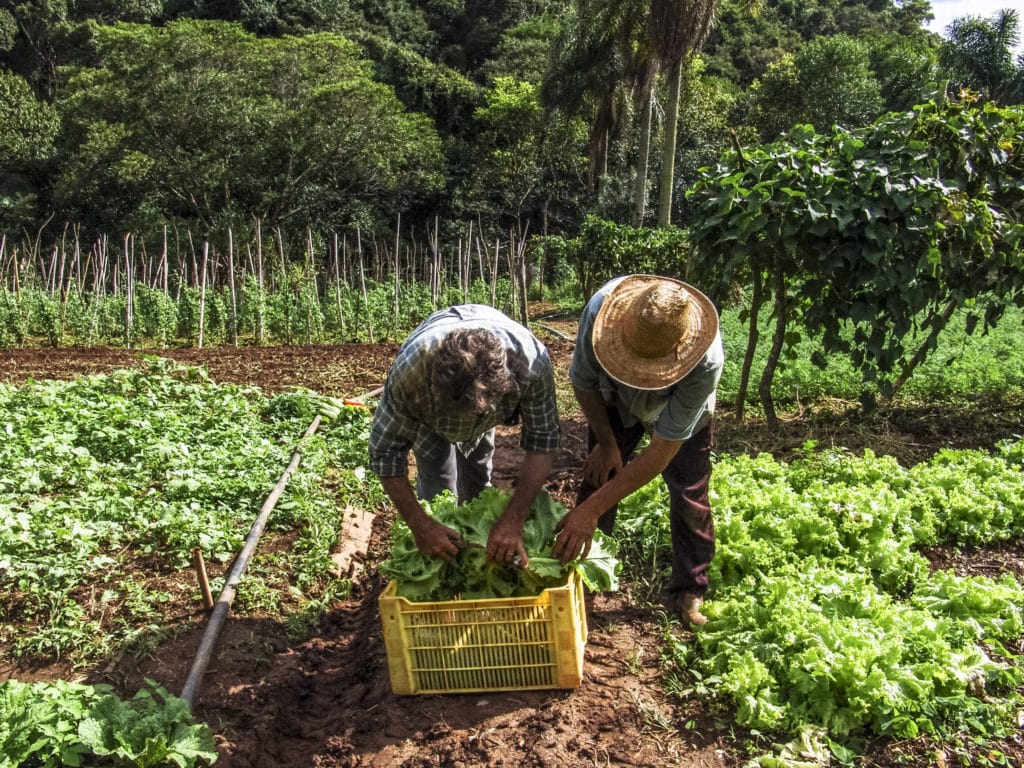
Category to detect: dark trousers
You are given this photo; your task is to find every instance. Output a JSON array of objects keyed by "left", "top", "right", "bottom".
[{"left": 576, "top": 406, "right": 715, "bottom": 598}]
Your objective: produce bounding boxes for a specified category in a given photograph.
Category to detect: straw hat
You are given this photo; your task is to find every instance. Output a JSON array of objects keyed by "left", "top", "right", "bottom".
[{"left": 593, "top": 275, "right": 719, "bottom": 390}]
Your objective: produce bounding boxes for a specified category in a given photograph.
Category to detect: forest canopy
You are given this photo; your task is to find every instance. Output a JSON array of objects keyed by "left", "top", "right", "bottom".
[{"left": 2, "top": 0, "right": 1021, "bottom": 244}]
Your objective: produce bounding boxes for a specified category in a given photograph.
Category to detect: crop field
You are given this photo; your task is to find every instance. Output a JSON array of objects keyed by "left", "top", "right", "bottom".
[{"left": 1, "top": 315, "right": 1023, "bottom": 768}]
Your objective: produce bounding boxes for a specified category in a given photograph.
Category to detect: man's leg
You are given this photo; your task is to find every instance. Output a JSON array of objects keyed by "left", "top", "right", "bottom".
[
  {"left": 412, "top": 428, "right": 458, "bottom": 501},
  {"left": 661, "top": 422, "right": 715, "bottom": 624},
  {"left": 455, "top": 428, "right": 495, "bottom": 503},
  {"left": 575, "top": 405, "right": 645, "bottom": 535}
]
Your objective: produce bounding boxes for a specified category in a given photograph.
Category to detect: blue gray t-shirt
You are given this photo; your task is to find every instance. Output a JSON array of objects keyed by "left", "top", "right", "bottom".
[{"left": 569, "top": 277, "right": 724, "bottom": 442}]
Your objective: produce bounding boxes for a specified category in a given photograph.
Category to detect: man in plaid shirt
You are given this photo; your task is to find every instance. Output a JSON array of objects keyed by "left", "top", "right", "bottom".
[{"left": 369, "top": 305, "right": 560, "bottom": 566}]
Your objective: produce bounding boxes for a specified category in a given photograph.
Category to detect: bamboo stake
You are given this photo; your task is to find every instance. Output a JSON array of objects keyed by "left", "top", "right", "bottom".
[
  {"left": 191, "top": 548, "right": 214, "bottom": 610},
  {"left": 137, "top": 234, "right": 149, "bottom": 288},
  {"left": 97, "top": 235, "right": 108, "bottom": 298},
  {"left": 198, "top": 241, "right": 209, "bottom": 349},
  {"left": 255, "top": 218, "right": 265, "bottom": 344},
  {"left": 227, "top": 227, "right": 238, "bottom": 347},
  {"left": 124, "top": 233, "right": 134, "bottom": 348},
  {"left": 46, "top": 243, "right": 58, "bottom": 296},
  {"left": 393, "top": 216, "right": 401, "bottom": 336},
  {"left": 429, "top": 216, "right": 439, "bottom": 309},
  {"left": 162, "top": 226, "right": 169, "bottom": 295},
  {"left": 516, "top": 225, "right": 530, "bottom": 327},
  {"left": 456, "top": 236, "right": 464, "bottom": 299},
  {"left": 70, "top": 225, "right": 81, "bottom": 299},
  {"left": 57, "top": 224, "right": 68, "bottom": 296},
  {"left": 507, "top": 228, "right": 517, "bottom": 318},
  {"left": 490, "top": 237, "right": 499, "bottom": 306},
  {"left": 332, "top": 231, "right": 345, "bottom": 339},
  {"left": 12, "top": 245, "right": 19, "bottom": 302},
  {"left": 341, "top": 233, "right": 348, "bottom": 285},
  {"left": 357, "top": 227, "right": 374, "bottom": 343},
  {"left": 275, "top": 226, "right": 286, "bottom": 280},
  {"left": 188, "top": 230, "right": 198, "bottom": 289}
]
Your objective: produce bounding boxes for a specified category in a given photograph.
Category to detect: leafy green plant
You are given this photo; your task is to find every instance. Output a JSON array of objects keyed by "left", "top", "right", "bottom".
[
  {"left": 623, "top": 440, "right": 1024, "bottom": 758},
  {"left": 687, "top": 96, "right": 1024, "bottom": 418},
  {"left": 0, "top": 679, "right": 217, "bottom": 768},
  {"left": 381, "top": 487, "right": 619, "bottom": 601},
  {"left": 0, "top": 358, "right": 378, "bottom": 666}
]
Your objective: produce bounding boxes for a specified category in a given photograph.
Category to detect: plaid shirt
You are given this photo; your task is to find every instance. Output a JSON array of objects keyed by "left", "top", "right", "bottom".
[{"left": 369, "top": 305, "right": 560, "bottom": 478}]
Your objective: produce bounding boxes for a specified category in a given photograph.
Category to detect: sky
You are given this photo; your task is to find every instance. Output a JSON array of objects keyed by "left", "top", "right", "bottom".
[{"left": 923, "top": 0, "right": 1024, "bottom": 57}]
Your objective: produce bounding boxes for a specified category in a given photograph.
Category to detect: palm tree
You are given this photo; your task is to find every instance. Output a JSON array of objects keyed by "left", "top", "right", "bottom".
[
  {"left": 541, "top": 0, "right": 650, "bottom": 198},
  {"left": 940, "top": 9, "right": 1022, "bottom": 104},
  {"left": 649, "top": 0, "right": 721, "bottom": 226}
]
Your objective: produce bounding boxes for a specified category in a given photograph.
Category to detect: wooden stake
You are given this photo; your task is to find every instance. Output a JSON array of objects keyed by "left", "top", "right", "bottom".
[{"left": 191, "top": 547, "right": 214, "bottom": 610}]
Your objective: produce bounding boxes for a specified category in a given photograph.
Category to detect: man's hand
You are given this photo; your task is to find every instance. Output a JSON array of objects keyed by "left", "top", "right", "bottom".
[
  {"left": 552, "top": 503, "right": 600, "bottom": 565},
  {"left": 380, "top": 475, "right": 463, "bottom": 561},
  {"left": 486, "top": 516, "right": 528, "bottom": 567},
  {"left": 583, "top": 440, "right": 622, "bottom": 488},
  {"left": 410, "top": 516, "right": 463, "bottom": 562},
  {"left": 485, "top": 450, "right": 555, "bottom": 568}
]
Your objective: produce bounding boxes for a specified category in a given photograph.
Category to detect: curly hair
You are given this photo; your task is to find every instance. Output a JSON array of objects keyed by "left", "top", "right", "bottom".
[{"left": 431, "top": 328, "right": 517, "bottom": 414}]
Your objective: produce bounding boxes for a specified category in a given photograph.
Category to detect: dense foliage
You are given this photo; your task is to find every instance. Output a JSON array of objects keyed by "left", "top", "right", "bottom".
[
  {"left": 2, "top": 0, "right": 1021, "bottom": 241},
  {"left": 686, "top": 95, "right": 1024, "bottom": 418}
]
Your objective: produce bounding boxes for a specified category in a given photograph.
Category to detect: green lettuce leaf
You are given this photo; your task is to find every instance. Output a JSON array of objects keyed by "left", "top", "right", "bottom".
[{"left": 381, "top": 488, "right": 620, "bottom": 601}]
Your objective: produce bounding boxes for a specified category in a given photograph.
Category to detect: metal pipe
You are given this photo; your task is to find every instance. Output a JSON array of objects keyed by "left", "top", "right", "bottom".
[
  {"left": 180, "top": 414, "right": 322, "bottom": 708},
  {"left": 531, "top": 322, "right": 573, "bottom": 341}
]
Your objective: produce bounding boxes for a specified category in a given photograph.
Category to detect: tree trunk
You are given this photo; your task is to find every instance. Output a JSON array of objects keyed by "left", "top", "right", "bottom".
[
  {"left": 737, "top": 268, "right": 764, "bottom": 421},
  {"left": 758, "top": 263, "right": 787, "bottom": 428},
  {"left": 198, "top": 241, "right": 209, "bottom": 349},
  {"left": 632, "top": 87, "right": 655, "bottom": 228},
  {"left": 227, "top": 227, "right": 238, "bottom": 347},
  {"left": 657, "top": 59, "right": 683, "bottom": 227}
]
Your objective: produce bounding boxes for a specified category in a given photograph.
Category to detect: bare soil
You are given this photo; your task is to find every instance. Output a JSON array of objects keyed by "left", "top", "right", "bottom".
[{"left": 1, "top": 335, "right": 1022, "bottom": 768}]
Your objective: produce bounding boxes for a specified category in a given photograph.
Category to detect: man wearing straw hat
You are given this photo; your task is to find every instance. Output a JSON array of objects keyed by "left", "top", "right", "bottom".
[
  {"left": 370, "top": 304, "right": 561, "bottom": 568},
  {"left": 553, "top": 274, "right": 724, "bottom": 627}
]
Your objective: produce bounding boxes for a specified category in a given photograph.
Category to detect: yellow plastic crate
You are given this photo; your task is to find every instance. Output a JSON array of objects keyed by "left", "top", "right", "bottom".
[{"left": 379, "top": 571, "right": 588, "bottom": 695}]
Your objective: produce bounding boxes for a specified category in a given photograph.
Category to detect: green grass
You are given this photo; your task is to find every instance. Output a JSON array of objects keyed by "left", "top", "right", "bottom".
[{"left": 717, "top": 304, "right": 1024, "bottom": 407}]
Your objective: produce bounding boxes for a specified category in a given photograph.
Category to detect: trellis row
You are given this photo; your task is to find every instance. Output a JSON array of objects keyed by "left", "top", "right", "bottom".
[{"left": 0, "top": 219, "right": 541, "bottom": 346}]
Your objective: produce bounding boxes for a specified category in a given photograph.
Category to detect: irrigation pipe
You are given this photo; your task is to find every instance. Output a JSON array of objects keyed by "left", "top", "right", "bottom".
[
  {"left": 531, "top": 321, "right": 573, "bottom": 342},
  {"left": 180, "top": 413, "right": 323, "bottom": 708}
]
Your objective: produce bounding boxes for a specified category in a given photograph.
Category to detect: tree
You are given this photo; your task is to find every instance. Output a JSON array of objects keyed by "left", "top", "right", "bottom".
[
  {"left": 0, "top": 70, "right": 57, "bottom": 163},
  {"left": 54, "top": 20, "right": 445, "bottom": 235},
  {"left": 940, "top": 9, "right": 1023, "bottom": 104},
  {"left": 0, "top": 0, "right": 162, "bottom": 99},
  {"left": 0, "top": 70, "right": 58, "bottom": 229},
  {"left": 867, "top": 33, "right": 941, "bottom": 112},
  {"left": 686, "top": 96, "right": 1024, "bottom": 423},
  {"left": 746, "top": 34, "right": 884, "bottom": 141},
  {"left": 541, "top": 0, "right": 650, "bottom": 200},
  {"left": 650, "top": 0, "right": 720, "bottom": 225},
  {"left": 466, "top": 76, "right": 587, "bottom": 234}
]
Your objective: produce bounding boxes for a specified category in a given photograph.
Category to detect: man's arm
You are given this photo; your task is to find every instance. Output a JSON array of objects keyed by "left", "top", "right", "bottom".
[
  {"left": 486, "top": 450, "right": 555, "bottom": 567},
  {"left": 552, "top": 433, "right": 683, "bottom": 564},
  {"left": 379, "top": 475, "right": 463, "bottom": 561}
]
